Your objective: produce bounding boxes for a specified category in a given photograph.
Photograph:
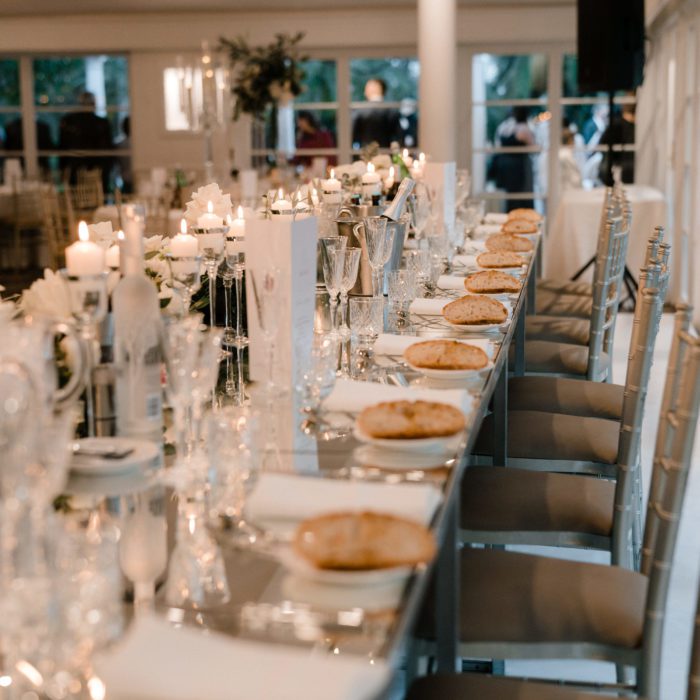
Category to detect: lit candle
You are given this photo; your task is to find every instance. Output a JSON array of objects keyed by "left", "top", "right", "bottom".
[
  {"left": 384, "top": 166, "right": 395, "bottom": 191},
  {"left": 322, "top": 168, "right": 341, "bottom": 193},
  {"left": 361, "top": 162, "right": 381, "bottom": 199},
  {"left": 171, "top": 220, "right": 199, "bottom": 257},
  {"left": 105, "top": 233, "right": 121, "bottom": 269},
  {"left": 271, "top": 188, "right": 293, "bottom": 215},
  {"left": 66, "top": 220, "right": 105, "bottom": 276},
  {"left": 412, "top": 160, "right": 424, "bottom": 181},
  {"left": 402, "top": 148, "right": 413, "bottom": 167},
  {"left": 197, "top": 200, "right": 222, "bottom": 230},
  {"left": 418, "top": 152, "right": 426, "bottom": 166},
  {"left": 230, "top": 206, "right": 246, "bottom": 238}
]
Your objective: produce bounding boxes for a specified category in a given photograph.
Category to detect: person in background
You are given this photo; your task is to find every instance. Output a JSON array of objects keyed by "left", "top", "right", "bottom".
[
  {"left": 559, "top": 125, "right": 583, "bottom": 190},
  {"left": 488, "top": 106, "right": 535, "bottom": 210},
  {"left": 352, "top": 78, "right": 402, "bottom": 149},
  {"left": 294, "top": 110, "right": 336, "bottom": 166},
  {"left": 599, "top": 100, "right": 635, "bottom": 185},
  {"left": 582, "top": 103, "right": 609, "bottom": 147},
  {"left": 59, "top": 90, "right": 113, "bottom": 191},
  {"left": 116, "top": 115, "right": 133, "bottom": 194}
]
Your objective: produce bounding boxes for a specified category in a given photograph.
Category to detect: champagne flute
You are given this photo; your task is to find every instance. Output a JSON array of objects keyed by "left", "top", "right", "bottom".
[
  {"left": 319, "top": 236, "right": 347, "bottom": 336},
  {"left": 337, "top": 247, "right": 362, "bottom": 337},
  {"left": 357, "top": 217, "right": 392, "bottom": 297}
]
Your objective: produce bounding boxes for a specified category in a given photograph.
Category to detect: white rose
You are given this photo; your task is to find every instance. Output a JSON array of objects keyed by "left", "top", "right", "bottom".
[
  {"left": 371, "top": 154, "right": 392, "bottom": 169},
  {"left": 184, "top": 183, "right": 233, "bottom": 226},
  {"left": 20, "top": 269, "right": 72, "bottom": 321},
  {"left": 144, "top": 235, "right": 165, "bottom": 254}
]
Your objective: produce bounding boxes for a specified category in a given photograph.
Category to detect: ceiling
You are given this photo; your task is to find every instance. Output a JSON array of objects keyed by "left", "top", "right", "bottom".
[{"left": 1, "top": 0, "right": 572, "bottom": 16}]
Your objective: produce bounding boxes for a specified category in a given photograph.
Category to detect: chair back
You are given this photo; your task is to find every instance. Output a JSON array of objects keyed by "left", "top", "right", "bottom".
[
  {"left": 40, "top": 185, "right": 74, "bottom": 269},
  {"left": 586, "top": 206, "right": 630, "bottom": 380},
  {"left": 72, "top": 168, "right": 104, "bottom": 210},
  {"left": 11, "top": 184, "right": 43, "bottom": 232},
  {"left": 639, "top": 306, "right": 700, "bottom": 696}
]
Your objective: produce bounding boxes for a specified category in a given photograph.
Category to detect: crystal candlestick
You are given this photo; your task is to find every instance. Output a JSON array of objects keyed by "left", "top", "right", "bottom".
[
  {"left": 166, "top": 254, "right": 203, "bottom": 316},
  {"left": 193, "top": 226, "right": 227, "bottom": 329},
  {"left": 60, "top": 270, "right": 108, "bottom": 437}
]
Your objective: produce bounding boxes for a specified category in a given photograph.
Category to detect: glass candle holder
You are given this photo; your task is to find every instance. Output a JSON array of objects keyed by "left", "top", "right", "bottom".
[
  {"left": 192, "top": 226, "right": 227, "bottom": 329},
  {"left": 166, "top": 254, "right": 203, "bottom": 317}
]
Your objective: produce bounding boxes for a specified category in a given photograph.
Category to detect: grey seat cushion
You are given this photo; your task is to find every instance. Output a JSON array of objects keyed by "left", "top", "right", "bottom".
[
  {"left": 523, "top": 340, "right": 609, "bottom": 377},
  {"left": 526, "top": 315, "right": 590, "bottom": 345},
  {"left": 461, "top": 466, "right": 614, "bottom": 536},
  {"left": 473, "top": 409, "right": 620, "bottom": 464},
  {"left": 408, "top": 673, "right": 607, "bottom": 700},
  {"left": 458, "top": 549, "right": 646, "bottom": 648},
  {"left": 508, "top": 376, "right": 624, "bottom": 420},
  {"left": 537, "top": 279, "right": 593, "bottom": 297},
  {"left": 536, "top": 290, "right": 593, "bottom": 318}
]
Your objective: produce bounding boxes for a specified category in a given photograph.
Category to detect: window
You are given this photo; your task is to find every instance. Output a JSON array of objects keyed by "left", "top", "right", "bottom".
[
  {"left": 471, "top": 53, "right": 548, "bottom": 214},
  {"left": 0, "top": 58, "right": 24, "bottom": 162}
]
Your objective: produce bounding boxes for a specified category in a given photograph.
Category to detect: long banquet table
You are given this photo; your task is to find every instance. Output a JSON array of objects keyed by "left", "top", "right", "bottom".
[{"left": 67, "top": 233, "right": 540, "bottom": 697}]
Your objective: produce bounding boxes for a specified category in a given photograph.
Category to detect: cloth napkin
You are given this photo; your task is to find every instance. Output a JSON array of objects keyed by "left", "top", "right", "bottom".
[
  {"left": 323, "top": 378, "right": 472, "bottom": 414},
  {"left": 484, "top": 213, "right": 508, "bottom": 224},
  {"left": 248, "top": 473, "right": 443, "bottom": 526},
  {"left": 374, "top": 334, "right": 495, "bottom": 358},
  {"left": 437, "top": 275, "right": 468, "bottom": 291},
  {"left": 473, "top": 224, "right": 503, "bottom": 238},
  {"left": 96, "top": 615, "right": 390, "bottom": 700},
  {"left": 453, "top": 254, "right": 478, "bottom": 268},
  {"left": 408, "top": 298, "right": 451, "bottom": 315}
]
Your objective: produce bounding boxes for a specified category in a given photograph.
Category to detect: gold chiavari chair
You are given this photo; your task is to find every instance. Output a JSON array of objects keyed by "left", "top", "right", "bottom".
[
  {"left": 10, "top": 183, "right": 44, "bottom": 269},
  {"left": 41, "top": 185, "right": 74, "bottom": 270}
]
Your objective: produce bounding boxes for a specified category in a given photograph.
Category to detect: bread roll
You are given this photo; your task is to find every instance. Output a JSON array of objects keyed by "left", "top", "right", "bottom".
[
  {"left": 476, "top": 251, "right": 525, "bottom": 269},
  {"left": 357, "top": 399, "right": 465, "bottom": 439},
  {"left": 484, "top": 233, "right": 534, "bottom": 253},
  {"left": 502, "top": 218, "right": 538, "bottom": 235},
  {"left": 293, "top": 511, "right": 436, "bottom": 570},
  {"left": 442, "top": 294, "right": 508, "bottom": 325},
  {"left": 465, "top": 270, "right": 521, "bottom": 294},
  {"left": 404, "top": 339, "right": 489, "bottom": 370},
  {"left": 508, "top": 207, "right": 542, "bottom": 222}
]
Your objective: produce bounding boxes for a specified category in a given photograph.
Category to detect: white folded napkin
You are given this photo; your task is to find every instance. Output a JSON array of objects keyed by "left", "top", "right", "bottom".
[
  {"left": 474, "top": 224, "right": 503, "bottom": 238},
  {"left": 374, "top": 334, "right": 495, "bottom": 358},
  {"left": 484, "top": 213, "right": 508, "bottom": 224},
  {"left": 408, "top": 298, "right": 451, "bottom": 315},
  {"left": 323, "top": 378, "right": 472, "bottom": 414},
  {"left": 437, "top": 275, "right": 468, "bottom": 291},
  {"left": 453, "top": 254, "right": 478, "bottom": 268},
  {"left": 96, "top": 615, "right": 390, "bottom": 700},
  {"left": 248, "top": 472, "right": 443, "bottom": 526}
]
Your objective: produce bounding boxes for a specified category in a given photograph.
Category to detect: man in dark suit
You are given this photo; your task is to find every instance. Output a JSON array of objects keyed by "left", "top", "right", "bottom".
[
  {"left": 59, "top": 91, "right": 113, "bottom": 190},
  {"left": 352, "top": 78, "right": 402, "bottom": 149}
]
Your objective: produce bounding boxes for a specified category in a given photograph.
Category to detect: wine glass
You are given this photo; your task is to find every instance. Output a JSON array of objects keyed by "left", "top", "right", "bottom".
[
  {"left": 337, "top": 247, "right": 362, "bottom": 338},
  {"left": 403, "top": 249, "right": 431, "bottom": 296},
  {"left": 206, "top": 406, "right": 261, "bottom": 546},
  {"left": 349, "top": 297, "right": 384, "bottom": 378},
  {"left": 358, "top": 217, "right": 394, "bottom": 297},
  {"left": 296, "top": 335, "right": 339, "bottom": 430},
  {"left": 319, "top": 236, "right": 347, "bottom": 335},
  {"left": 455, "top": 169, "right": 472, "bottom": 210}
]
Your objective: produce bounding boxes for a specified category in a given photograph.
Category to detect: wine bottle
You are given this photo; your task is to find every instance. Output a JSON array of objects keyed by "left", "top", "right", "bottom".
[
  {"left": 112, "top": 204, "right": 164, "bottom": 445},
  {"left": 382, "top": 178, "right": 415, "bottom": 222}
]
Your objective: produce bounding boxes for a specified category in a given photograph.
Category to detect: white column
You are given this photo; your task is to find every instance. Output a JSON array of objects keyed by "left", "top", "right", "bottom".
[{"left": 418, "top": 0, "right": 457, "bottom": 160}]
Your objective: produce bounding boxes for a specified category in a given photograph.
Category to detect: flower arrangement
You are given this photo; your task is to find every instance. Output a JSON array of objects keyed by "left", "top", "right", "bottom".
[
  {"left": 184, "top": 182, "right": 233, "bottom": 227},
  {"left": 218, "top": 32, "right": 307, "bottom": 121}
]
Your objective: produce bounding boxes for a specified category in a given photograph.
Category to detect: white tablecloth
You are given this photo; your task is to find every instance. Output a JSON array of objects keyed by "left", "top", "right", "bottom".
[{"left": 544, "top": 185, "right": 667, "bottom": 286}]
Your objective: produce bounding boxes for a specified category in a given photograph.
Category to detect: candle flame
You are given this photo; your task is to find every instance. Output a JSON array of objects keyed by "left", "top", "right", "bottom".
[
  {"left": 117, "top": 229, "right": 125, "bottom": 241},
  {"left": 207, "top": 200, "right": 213, "bottom": 214},
  {"left": 78, "top": 220, "right": 89, "bottom": 242},
  {"left": 402, "top": 148, "right": 409, "bottom": 159},
  {"left": 419, "top": 152, "right": 426, "bottom": 163},
  {"left": 180, "top": 218, "right": 187, "bottom": 235},
  {"left": 330, "top": 168, "right": 335, "bottom": 179},
  {"left": 226, "top": 213, "right": 232, "bottom": 225},
  {"left": 367, "top": 162, "right": 375, "bottom": 174},
  {"left": 389, "top": 166, "right": 395, "bottom": 177},
  {"left": 237, "top": 205, "right": 244, "bottom": 219}
]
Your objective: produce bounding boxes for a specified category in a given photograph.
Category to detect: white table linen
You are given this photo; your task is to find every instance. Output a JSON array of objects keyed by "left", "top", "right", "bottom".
[
  {"left": 248, "top": 473, "right": 443, "bottom": 526},
  {"left": 408, "top": 298, "right": 451, "bottom": 315},
  {"left": 437, "top": 275, "right": 468, "bottom": 291},
  {"left": 96, "top": 615, "right": 390, "bottom": 700}
]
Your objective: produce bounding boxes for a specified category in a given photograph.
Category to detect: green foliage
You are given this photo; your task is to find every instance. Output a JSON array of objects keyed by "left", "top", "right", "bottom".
[
  {"left": 297, "top": 60, "right": 336, "bottom": 103},
  {"left": 0, "top": 59, "right": 20, "bottom": 106},
  {"left": 218, "top": 32, "right": 308, "bottom": 120},
  {"left": 349, "top": 58, "right": 419, "bottom": 102}
]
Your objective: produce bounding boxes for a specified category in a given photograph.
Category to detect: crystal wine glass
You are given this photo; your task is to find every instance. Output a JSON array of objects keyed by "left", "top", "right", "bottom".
[
  {"left": 319, "top": 236, "right": 347, "bottom": 335},
  {"left": 296, "top": 335, "right": 339, "bottom": 431},
  {"left": 336, "top": 247, "right": 362, "bottom": 338},
  {"left": 358, "top": 217, "right": 394, "bottom": 298}
]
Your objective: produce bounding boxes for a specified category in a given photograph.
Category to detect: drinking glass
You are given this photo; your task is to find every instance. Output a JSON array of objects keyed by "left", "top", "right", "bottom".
[
  {"left": 207, "top": 407, "right": 261, "bottom": 546},
  {"left": 463, "top": 198, "right": 486, "bottom": 238},
  {"left": 349, "top": 297, "right": 384, "bottom": 346},
  {"left": 296, "top": 336, "right": 338, "bottom": 430},
  {"left": 337, "top": 247, "right": 362, "bottom": 338},
  {"left": 166, "top": 254, "right": 203, "bottom": 316},
  {"left": 411, "top": 183, "right": 432, "bottom": 240},
  {"left": 403, "top": 249, "right": 431, "bottom": 295},
  {"left": 319, "top": 236, "right": 347, "bottom": 335},
  {"left": 189, "top": 327, "right": 224, "bottom": 456},
  {"left": 359, "top": 217, "right": 393, "bottom": 297},
  {"left": 455, "top": 169, "right": 472, "bottom": 209},
  {"left": 388, "top": 269, "right": 417, "bottom": 310}
]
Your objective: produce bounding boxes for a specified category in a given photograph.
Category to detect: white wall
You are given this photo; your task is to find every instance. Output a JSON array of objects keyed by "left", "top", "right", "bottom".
[{"left": 0, "top": 4, "right": 576, "bottom": 177}]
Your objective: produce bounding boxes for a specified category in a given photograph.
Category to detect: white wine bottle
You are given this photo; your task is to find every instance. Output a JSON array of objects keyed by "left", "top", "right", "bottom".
[{"left": 112, "top": 204, "right": 164, "bottom": 445}]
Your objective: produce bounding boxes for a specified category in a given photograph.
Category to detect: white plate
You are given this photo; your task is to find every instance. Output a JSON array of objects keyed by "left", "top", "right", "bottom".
[
  {"left": 277, "top": 547, "right": 414, "bottom": 587},
  {"left": 445, "top": 318, "right": 511, "bottom": 332},
  {"left": 405, "top": 359, "right": 494, "bottom": 380},
  {"left": 69, "top": 437, "right": 160, "bottom": 477},
  {"left": 353, "top": 425, "right": 462, "bottom": 453},
  {"left": 353, "top": 445, "right": 456, "bottom": 470}
]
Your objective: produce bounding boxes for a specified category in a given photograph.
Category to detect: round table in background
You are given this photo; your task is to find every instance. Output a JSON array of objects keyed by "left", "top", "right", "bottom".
[{"left": 544, "top": 185, "right": 667, "bottom": 286}]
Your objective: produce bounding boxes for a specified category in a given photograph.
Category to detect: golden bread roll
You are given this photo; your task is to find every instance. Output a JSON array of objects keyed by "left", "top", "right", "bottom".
[
  {"left": 502, "top": 218, "right": 538, "bottom": 235},
  {"left": 507, "top": 207, "right": 542, "bottom": 222},
  {"left": 442, "top": 295, "right": 508, "bottom": 325},
  {"left": 404, "top": 339, "right": 489, "bottom": 371},
  {"left": 476, "top": 251, "right": 525, "bottom": 269},
  {"left": 484, "top": 233, "right": 534, "bottom": 253},
  {"left": 293, "top": 511, "right": 436, "bottom": 570},
  {"left": 465, "top": 270, "right": 521, "bottom": 294},
  {"left": 357, "top": 399, "right": 465, "bottom": 439}
]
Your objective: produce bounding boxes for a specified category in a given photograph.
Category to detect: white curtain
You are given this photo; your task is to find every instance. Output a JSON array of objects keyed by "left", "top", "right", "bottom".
[{"left": 637, "top": 3, "right": 700, "bottom": 324}]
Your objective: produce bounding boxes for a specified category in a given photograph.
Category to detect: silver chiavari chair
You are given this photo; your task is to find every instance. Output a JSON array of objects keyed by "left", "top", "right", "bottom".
[
  {"left": 413, "top": 306, "right": 700, "bottom": 699},
  {"left": 462, "top": 278, "right": 665, "bottom": 570}
]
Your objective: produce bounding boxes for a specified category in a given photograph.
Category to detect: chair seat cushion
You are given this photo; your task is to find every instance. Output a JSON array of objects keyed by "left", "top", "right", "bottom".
[
  {"left": 408, "top": 673, "right": 608, "bottom": 700},
  {"left": 536, "top": 290, "right": 593, "bottom": 318},
  {"left": 508, "top": 376, "right": 624, "bottom": 420},
  {"left": 537, "top": 279, "right": 593, "bottom": 297},
  {"left": 523, "top": 340, "right": 609, "bottom": 377},
  {"left": 526, "top": 315, "right": 590, "bottom": 345},
  {"left": 473, "top": 409, "right": 620, "bottom": 464},
  {"left": 458, "top": 549, "right": 646, "bottom": 648},
  {"left": 461, "top": 466, "right": 614, "bottom": 536}
]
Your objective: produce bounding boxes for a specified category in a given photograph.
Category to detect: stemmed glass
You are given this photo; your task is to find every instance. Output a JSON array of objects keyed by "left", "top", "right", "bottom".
[
  {"left": 193, "top": 224, "right": 226, "bottom": 329},
  {"left": 60, "top": 269, "right": 108, "bottom": 436},
  {"left": 319, "top": 236, "right": 347, "bottom": 336},
  {"left": 388, "top": 269, "right": 417, "bottom": 324},
  {"left": 357, "top": 217, "right": 394, "bottom": 298},
  {"left": 207, "top": 406, "right": 261, "bottom": 546},
  {"left": 336, "top": 247, "right": 362, "bottom": 338},
  {"left": 349, "top": 297, "right": 384, "bottom": 378},
  {"left": 296, "top": 336, "right": 341, "bottom": 435},
  {"left": 189, "top": 327, "right": 224, "bottom": 452},
  {"left": 223, "top": 235, "right": 248, "bottom": 347},
  {"left": 166, "top": 254, "right": 203, "bottom": 316},
  {"left": 455, "top": 169, "right": 472, "bottom": 210},
  {"left": 410, "top": 183, "right": 433, "bottom": 241}
]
